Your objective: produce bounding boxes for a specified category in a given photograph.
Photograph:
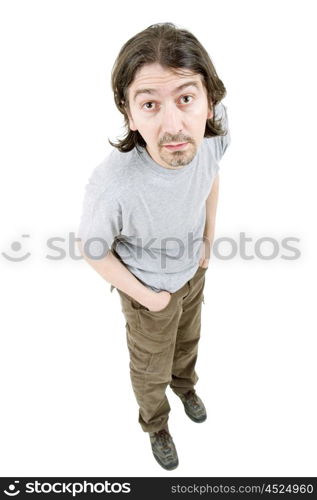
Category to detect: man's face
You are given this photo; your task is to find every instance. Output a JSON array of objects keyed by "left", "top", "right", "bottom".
[{"left": 125, "top": 63, "right": 213, "bottom": 169}]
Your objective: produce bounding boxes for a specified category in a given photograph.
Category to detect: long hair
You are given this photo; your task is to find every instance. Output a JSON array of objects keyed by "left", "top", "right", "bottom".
[{"left": 108, "top": 22, "right": 228, "bottom": 152}]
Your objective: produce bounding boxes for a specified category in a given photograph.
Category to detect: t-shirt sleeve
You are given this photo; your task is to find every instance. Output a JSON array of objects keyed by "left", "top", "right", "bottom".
[
  {"left": 77, "top": 161, "right": 122, "bottom": 259},
  {"left": 212, "top": 102, "right": 231, "bottom": 162}
]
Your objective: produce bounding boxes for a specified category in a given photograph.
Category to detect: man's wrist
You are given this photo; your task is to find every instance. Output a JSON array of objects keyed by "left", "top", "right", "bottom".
[{"left": 134, "top": 286, "right": 157, "bottom": 308}]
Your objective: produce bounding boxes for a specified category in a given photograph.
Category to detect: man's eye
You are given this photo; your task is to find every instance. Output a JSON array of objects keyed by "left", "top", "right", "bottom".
[
  {"left": 180, "top": 95, "right": 193, "bottom": 104},
  {"left": 143, "top": 102, "right": 155, "bottom": 110}
]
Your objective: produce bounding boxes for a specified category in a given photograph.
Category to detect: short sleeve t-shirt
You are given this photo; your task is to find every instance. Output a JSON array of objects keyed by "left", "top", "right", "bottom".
[{"left": 77, "top": 102, "right": 231, "bottom": 293}]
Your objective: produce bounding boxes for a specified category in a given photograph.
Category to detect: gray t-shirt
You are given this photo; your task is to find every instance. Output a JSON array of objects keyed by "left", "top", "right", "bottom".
[{"left": 77, "top": 102, "right": 231, "bottom": 293}]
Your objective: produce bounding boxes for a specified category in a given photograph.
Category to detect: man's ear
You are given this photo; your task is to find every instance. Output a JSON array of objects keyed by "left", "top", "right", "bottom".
[
  {"left": 122, "top": 100, "right": 137, "bottom": 131},
  {"left": 128, "top": 115, "right": 137, "bottom": 131},
  {"left": 207, "top": 103, "right": 213, "bottom": 120}
]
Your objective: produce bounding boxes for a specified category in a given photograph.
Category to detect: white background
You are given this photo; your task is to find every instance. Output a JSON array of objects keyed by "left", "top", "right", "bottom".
[{"left": 0, "top": 0, "right": 316, "bottom": 477}]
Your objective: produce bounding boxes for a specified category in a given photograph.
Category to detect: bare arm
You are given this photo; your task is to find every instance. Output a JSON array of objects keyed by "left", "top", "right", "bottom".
[
  {"left": 200, "top": 173, "right": 219, "bottom": 266},
  {"left": 77, "top": 241, "right": 171, "bottom": 311}
]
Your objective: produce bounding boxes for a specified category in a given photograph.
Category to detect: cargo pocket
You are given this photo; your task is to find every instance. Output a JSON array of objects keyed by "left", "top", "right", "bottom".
[
  {"left": 126, "top": 325, "right": 173, "bottom": 378},
  {"left": 130, "top": 315, "right": 173, "bottom": 352},
  {"left": 126, "top": 326, "right": 153, "bottom": 373}
]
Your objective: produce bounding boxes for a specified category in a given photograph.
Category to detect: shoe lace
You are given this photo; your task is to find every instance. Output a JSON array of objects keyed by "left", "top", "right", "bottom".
[
  {"left": 154, "top": 429, "right": 172, "bottom": 451},
  {"left": 185, "top": 390, "right": 200, "bottom": 408}
]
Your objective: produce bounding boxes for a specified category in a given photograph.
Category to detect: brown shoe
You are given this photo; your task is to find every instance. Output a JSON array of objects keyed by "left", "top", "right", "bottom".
[
  {"left": 149, "top": 427, "right": 179, "bottom": 470},
  {"left": 177, "top": 390, "right": 207, "bottom": 423}
]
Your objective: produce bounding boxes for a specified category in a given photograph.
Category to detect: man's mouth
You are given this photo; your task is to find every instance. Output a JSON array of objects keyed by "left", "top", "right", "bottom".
[{"left": 163, "top": 142, "right": 188, "bottom": 151}]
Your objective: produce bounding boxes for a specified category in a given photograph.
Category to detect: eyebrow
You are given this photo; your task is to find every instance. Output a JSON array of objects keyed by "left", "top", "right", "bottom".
[{"left": 133, "top": 80, "right": 201, "bottom": 102}]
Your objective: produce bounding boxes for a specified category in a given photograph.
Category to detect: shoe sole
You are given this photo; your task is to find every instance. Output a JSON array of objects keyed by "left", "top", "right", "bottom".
[
  {"left": 152, "top": 452, "right": 179, "bottom": 471},
  {"left": 184, "top": 408, "right": 207, "bottom": 423}
]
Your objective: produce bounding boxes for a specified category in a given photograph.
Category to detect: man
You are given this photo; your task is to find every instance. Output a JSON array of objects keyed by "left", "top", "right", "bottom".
[{"left": 77, "top": 22, "right": 230, "bottom": 470}]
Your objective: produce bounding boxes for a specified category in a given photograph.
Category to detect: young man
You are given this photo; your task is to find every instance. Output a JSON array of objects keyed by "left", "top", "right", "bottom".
[{"left": 77, "top": 22, "right": 230, "bottom": 470}]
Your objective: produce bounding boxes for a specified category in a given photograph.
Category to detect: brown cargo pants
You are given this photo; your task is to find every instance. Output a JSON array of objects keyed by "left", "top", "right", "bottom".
[{"left": 115, "top": 265, "right": 207, "bottom": 433}]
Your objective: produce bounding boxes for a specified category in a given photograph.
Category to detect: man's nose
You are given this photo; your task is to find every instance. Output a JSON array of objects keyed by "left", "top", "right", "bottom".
[{"left": 160, "top": 104, "right": 183, "bottom": 136}]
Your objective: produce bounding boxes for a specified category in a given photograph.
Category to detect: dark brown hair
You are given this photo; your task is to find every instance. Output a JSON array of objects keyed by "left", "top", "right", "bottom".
[{"left": 108, "top": 22, "right": 228, "bottom": 152}]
